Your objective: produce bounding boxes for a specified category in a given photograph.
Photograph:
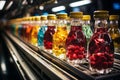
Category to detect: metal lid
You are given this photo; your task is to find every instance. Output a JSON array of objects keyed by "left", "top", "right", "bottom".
[
  {"left": 57, "top": 13, "right": 68, "bottom": 19},
  {"left": 47, "top": 14, "right": 56, "bottom": 20},
  {"left": 82, "top": 15, "right": 91, "bottom": 20},
  {"left": 70, "top": 12, "right": 83, "bottom": 18},
  {"left": 94, "top": 10, "right": 109, "bottom": 19},
  {"left": 109, "top": 15, "right": 119, "bottom": 20}
]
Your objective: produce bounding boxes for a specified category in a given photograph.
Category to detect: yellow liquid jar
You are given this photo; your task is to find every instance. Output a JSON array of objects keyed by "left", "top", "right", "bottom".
[
  {"left": 52, "top": 13, "right": 68, "bottom": 60},
  {"left": 108, "top": 15, "right": 120, "bottom": 53},
  {"left": 30, "top": 16, "right": 41, "bottom": 46}
]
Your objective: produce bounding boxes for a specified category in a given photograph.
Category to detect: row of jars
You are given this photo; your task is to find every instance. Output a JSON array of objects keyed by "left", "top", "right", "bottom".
[{"left": 7, "top": 10, "right": 120, "bottom": 74}]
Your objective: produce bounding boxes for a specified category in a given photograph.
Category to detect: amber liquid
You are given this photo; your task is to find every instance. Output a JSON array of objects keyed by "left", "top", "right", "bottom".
[
  {"left": 109, "top": 25, "right": 120, "bottom": 53},
  {"left": 65, "top": 26, "right": 86, "bottom": 65},
  {"left": 44, "top": 26, "right": 55, "bottom": 50},
  {"left": 30, "top": 25, "right": 39, "bottom": 46},
  {"left": 88, "top": 27, "right": 114, "bottom": 74},
  {"left": 25, "top": 24, "right": 33, "bottom": 42},
  {"left": 52, "top": 26, "right": 68, "bottom": 60}
]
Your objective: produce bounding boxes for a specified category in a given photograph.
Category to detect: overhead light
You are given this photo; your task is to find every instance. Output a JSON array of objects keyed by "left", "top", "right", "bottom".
[
  {"left": 5, "top": 1, "right": 13, "bottom": 10},
  {"left": 0, "top": 1, "right": 6, "bottom": 10},
  {"left": 54, "top": 0, "right": 58, "bottom": 4},
  {"left": 52, "top": 6, "right": 65, "bottom": 12},
  {"left": 39, "top": 5, "right": 44, "bottom": 10},
  {"left": 69, "top": 0, "right": 91, "bottom": 7},
  {"left": 30, "top": 0, "right": 33, "bottom": 4},
  {"left": 22, "top": 0, "right": 28, "bottom": 5}
]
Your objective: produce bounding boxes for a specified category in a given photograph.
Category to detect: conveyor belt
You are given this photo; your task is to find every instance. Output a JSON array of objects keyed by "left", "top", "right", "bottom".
[
  {"left": 0, "top": 34, "right": 24, "bottom": 80},
  {"left": 5, "top": 31, "right": 120, "bottom": 80},
  {"left": 4, "top": 31, "right": 77, "bottom": 80}
]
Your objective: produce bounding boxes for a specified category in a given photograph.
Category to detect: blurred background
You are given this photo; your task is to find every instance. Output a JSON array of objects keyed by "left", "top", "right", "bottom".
[{"left": 0, "top": 0, "right": 120, "bottom": 20}]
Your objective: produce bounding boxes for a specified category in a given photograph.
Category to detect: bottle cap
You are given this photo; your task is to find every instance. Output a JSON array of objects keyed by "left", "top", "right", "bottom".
[
  {"left": 41, "top": 15, "right": 47, "bottom": 20},
  {"left": 34, "top": 16, "right": 41, "bottom": 21},
  {"left": 70, "top": 12, "right": 83, "bottom": 18},
  {"left": 109, "top": 15, "right": 119, "bottom": 20},
  {"left": 57, "top": 13, "right": 68, "bottom": 19},
  {"left": 47, "top": 14, "right": 56, "bottom": 20},
  {"left": 94, "top": 10, "right": 109, "bottom": 19},
  {"left": 82, "top": 15, "right": 91, "bottom": 20}
]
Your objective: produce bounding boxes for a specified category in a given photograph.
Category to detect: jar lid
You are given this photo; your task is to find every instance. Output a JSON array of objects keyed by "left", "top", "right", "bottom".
[
  {"left": 57, "top": 13, "right": 68, "bottom": 19},
  {"left": 82, "top": 15, "right": 91, "bottom": 20},
  {"left": 27, "top": 17, "right": 33, "bottom": 21},
  {"left": 70, "top": 12, "right": 83, "bottom": 18},
  {"left": 94, "top": 10, "right": 109, "bottom": 19},
  {"left": 47, "top": 14, "right": 56, "bottom": 20},
  {"left": 41, "top": 15, "right": 47, "bottom": 20},
  {"left": 109, "top": 15, "right": 119, "bottom": 20},
  {"left": 34, "top": 16, "right": 41, "bottom": 21}
]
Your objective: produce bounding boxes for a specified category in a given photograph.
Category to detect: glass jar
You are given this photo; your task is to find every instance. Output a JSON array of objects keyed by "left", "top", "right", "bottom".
[
  {"left": 108, "top": 15, "right": 120, "bottom": 53},
  {"left": 25, "top": 17, "right": 34, "bottom": 42},
  {"left": 65, "top": 12, "right": 87, "bottom": 66},
  {"left": 52, "top": 13, "right": 68, "bottom": 60},
  {"left": 21, "top": 17, "right": 27, "bottom": 40},
  {"left": 88, "top": 10, "right": 114, "bottom": 74},
  {"left": 30, "top": 16, "right": 41, "bottom": 46},
  {"left": 44, "top": 14, "right": 56, "bottom": 52},
  {"left": 38, "top": 15, "right": 47, "bottom": 48}
]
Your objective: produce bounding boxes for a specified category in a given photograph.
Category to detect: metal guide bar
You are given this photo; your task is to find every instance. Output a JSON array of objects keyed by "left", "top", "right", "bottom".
[
  {"left": 6, "top": 32, "right": 120, "bottom": 80},
  {"left": 6, "top": 32, "right": 77, "bottom": 80},
  {"left": 39, "top": 48, "right": 120, "bottom": 80},
  {"left": 2, "top": 35, "right": 38, "bottom": 80}
]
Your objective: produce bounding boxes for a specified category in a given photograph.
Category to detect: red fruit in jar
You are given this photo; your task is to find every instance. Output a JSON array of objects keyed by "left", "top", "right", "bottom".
[
  {"left": 66, "top": 52, "right": 69, "bottom": 57},
  {"left": 90, "top": 55, "right": 96, "bottom": 61},
  {"left": 72, "top": 53, "right": 78, "bottom": 59},
  {"left": 78, "top": 54, "right": 83, "bottom": 59},
  {"left": 65, "top": 25, "right": 86, "bottom": 62},
  {"left": 91, "top": 61, "right": 96, "bottom": 68},
  {"left": 69, "top": 55, "right": 73, "bottom": 60},
  {"left": 108, "top": 62, "right": 113, "bottom": 68},
  {"left": 103, "top": 62, "right": 108, "bottom": 69},
  {"left": 74, "top": 50, "right": 79, "bottom": 53}
]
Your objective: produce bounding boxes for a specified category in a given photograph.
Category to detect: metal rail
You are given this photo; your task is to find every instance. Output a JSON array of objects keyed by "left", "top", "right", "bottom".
[
  {"left": 5, "top": 32, "right": 77, "bottom": 80},
  {"left": 6, "top": 31, "right": 120, "bottom": 80}
]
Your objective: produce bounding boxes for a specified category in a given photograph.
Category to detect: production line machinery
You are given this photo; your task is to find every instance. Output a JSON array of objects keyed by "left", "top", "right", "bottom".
[{"left": 1, "top": 31, "right": 120, "bottom": 80}]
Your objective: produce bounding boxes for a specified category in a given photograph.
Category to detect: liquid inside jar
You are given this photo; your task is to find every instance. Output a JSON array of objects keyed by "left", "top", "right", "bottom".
[
  {"left": 30, "top": 25, "right": 39, "bottom": 46},
  {"left": 88, "top": 27, "right": 114, "bottom": 74},
  {"left": 44, "top": 26, "right": 55, "bottom": 51},
  {"left": 38, "top": 26, "right": 47, "bottom": 47},
  {"left": 52, "top": 26, "right": 68, "bottom": 60},
  {"left": 25, "top": 25, "right": 33, "bottom": 42},
  {"left": 66, "top": 26, "right": 86, "bottom": 66},
  {"left": 109, "top": 25, "right": 120, "bottom": 53},
  {"left": 82, "top": 24, "right": 93, "bottom": 42}
]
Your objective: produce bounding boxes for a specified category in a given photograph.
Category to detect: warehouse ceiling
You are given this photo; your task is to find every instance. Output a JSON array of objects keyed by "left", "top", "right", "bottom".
[
  {"left": 0, "top": 0, "right": 53, "bottom": 19},
  {"left": 0, "top": 0, "right": 120, "bottom": 20}
]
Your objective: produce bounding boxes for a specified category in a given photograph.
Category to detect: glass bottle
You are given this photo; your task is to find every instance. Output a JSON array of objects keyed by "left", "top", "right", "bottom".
[
  {"left": 44, "top": 14, "right": 56, "bottom": 52},
  {"left": 52, "top": 13, "right": 68, "bottom": 60},
  {"left": 18, "top": 18, "right": 23, "bottom": 38},
  {"left": 30, "top": 16, "right": 41, "bottom": 46},
  {"left": 15, "top": 18, "right": 20, "bottom": 36},
  {"left": 82, "top": 15, "right": 93, "bottom": 60},
  {"left": 108, "top": 15, "right": 120, "bottom": 53},
  {"left": 88, "top": 10, "right": 114, "bottom": 74},
  {"left": 38, "top": 15, "right": 47, "bottom": 48},
  {"left": 25, "top": 17, "right": 34, "bottom": 42},
  {"left": 21, "top": 17, "right": 27, "bottom": 40},
  {"left": 23, "top": 17, "right": 30, "bottom": 41},
  {"left": 65, "top": 12, "right": 86, "bottom": 66}
]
